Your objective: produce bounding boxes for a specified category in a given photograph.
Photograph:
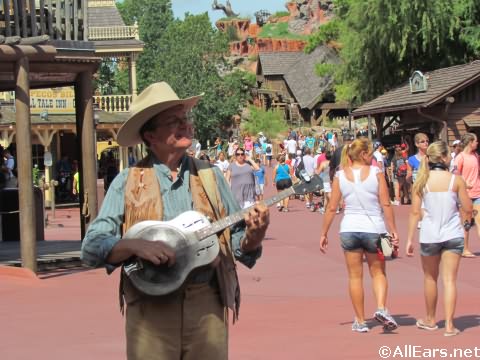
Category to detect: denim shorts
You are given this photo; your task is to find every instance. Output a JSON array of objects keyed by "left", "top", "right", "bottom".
[
  {"left": 420, "top": 238, "right": 464, "bottom": 256},
  {"left": 340, "top": 232, "right": 379, "bottom": 253}
]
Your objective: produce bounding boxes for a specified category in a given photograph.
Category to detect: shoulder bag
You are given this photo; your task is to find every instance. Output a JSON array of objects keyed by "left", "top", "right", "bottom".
[{"left": 350, "top": 169, "right": 396, "bottom": 259}]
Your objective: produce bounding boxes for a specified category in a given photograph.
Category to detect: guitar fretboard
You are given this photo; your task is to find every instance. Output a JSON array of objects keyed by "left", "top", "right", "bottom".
[{"left": 195, "top": 187, "right": 295, "bottom": 240}]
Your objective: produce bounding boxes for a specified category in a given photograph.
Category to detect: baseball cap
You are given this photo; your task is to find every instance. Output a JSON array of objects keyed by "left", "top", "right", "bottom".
[
  {"left": 452, "top": 140, "right": 461, "bottom": 146},
  {"left": 373, "top": 140, "right": 382, "bottom": 150},
  {"left": 401, "top": 143, "right": 406, "bottom": 149}
]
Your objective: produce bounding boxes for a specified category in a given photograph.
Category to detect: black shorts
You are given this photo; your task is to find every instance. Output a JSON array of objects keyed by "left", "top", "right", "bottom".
[{"left": 276, "top": 178, "right": 292, "bottom": 190}]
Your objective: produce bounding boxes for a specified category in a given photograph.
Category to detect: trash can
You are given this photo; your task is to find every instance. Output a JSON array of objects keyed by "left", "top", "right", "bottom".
[{"left": 0, "top": 187, "right": 44, "bottom": 242}]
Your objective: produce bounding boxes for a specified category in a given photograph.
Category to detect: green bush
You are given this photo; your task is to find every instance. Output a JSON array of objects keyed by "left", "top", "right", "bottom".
[
  {"left": 241, "top": 106, "right": 288, "bottom": 139},
  {"left": 272, "top": 11, "right": 290, "bottom": 18},
  {"left": 226, "top": 24, "right": 240, "bottom": 41},
  {"left": 258, "top": 22, "right": 309, "bottom": 40}
]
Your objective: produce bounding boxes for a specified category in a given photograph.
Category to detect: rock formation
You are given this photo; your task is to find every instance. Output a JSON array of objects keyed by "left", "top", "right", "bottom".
[{"left": 287, "top": 0, "right": 335, "bottom": 35}]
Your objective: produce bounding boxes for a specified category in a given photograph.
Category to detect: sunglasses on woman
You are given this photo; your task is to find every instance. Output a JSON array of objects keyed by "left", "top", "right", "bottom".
[{"left": 235, "top": 152, "right": 245, "bottom": 156}]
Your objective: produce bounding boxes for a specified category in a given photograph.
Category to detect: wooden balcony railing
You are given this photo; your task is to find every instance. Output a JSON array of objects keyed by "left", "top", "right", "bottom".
[
  {"left": 93, "top": 94, "right": 132, "bottom": 113},
  {"left": 89, "top": 25, "right": 138, "bottom": 40},
  {"left": 0, "top": 0, "right": 87, "bottom": 41},
  {"left": 88, "top": 0, "right": 115, "bottom": 7}
]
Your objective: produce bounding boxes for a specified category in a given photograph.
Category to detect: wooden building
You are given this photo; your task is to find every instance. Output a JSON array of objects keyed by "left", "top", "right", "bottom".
[
  {"left": 352, "top": 61, "right": 480, "bottom": 145},
  {"left": 256, "top": 45, "right": 345, "bottom": 126},
  {"left": 0, "top": 0, "right": 142, "bottom": 271},
  {"left": 0, "top": 0, "right": 143, "bottom": 206}
]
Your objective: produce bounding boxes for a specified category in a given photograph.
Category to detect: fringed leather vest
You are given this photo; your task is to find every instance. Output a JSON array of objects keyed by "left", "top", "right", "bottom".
[{"left": 120, "top": 155, "right": 241, "bottom": 321}]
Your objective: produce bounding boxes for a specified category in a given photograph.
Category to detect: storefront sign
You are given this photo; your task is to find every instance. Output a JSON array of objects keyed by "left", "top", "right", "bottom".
[
  {"left": 29, "top": 87, "right": 76, "bottom": 114},
  {"left": 409, "top": 71, "right": 428, "bottom": 93}
]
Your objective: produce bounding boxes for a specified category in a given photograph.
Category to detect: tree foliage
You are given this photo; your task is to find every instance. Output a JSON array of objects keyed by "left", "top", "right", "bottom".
[
  {"left": 117, "top": 2, "right": 253, "bottom": 144},
  {"left": 307, "top": 0, "right": 480, "bottom": 104}
]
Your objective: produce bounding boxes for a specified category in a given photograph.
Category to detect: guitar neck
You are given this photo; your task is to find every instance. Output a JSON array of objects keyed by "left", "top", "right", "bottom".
[{"left": 195, "top": 187, "right": 296, "bottom": 240}]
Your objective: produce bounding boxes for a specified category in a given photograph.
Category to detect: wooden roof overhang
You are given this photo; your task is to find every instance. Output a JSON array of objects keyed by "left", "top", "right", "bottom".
[{"left": 0, "top": 44, "right": 101, "bottom": 91}]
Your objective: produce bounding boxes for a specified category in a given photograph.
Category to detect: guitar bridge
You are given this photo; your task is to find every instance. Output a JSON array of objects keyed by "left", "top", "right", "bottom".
[{"left": 124, "top": 260, "right": 143, "bottom": 275}]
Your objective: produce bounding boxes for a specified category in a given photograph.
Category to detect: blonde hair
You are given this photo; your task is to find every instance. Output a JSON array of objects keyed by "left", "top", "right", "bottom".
[
  {"left": 340, "top": 138, "right": 372, "bottom": 168},
  {"left": 414, "top": 132, "right": 428, "bottom": 146},
  {"left": 461, "top": 132, "right": 476, "bottom": 148},
  {"left": 413, "top": 141, "right": 449, "bottom": 197}
]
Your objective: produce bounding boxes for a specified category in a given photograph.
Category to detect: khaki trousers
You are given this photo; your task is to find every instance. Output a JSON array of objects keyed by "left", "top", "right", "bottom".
[{"left": 126, "top": 283, "right": 228, "bottom": 360}]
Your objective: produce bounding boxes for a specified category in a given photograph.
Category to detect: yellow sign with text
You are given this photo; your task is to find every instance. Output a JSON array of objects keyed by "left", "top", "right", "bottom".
[{"left": 29, "top": 87, "right": 76, "bottom": 114}]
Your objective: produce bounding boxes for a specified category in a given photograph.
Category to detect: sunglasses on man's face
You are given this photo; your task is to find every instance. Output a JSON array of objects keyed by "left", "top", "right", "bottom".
[{"left": 235, "top": 153, "right": 245, "bottom": 156}]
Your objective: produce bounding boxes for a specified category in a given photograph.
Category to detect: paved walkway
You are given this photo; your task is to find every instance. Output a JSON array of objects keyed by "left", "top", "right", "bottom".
[{"left": 1, "top": 170, "right": 479, "bottom": 359}]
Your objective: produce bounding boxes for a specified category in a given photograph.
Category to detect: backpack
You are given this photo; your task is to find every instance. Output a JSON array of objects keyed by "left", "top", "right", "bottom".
[
  {"left": 266, "top": 144, "right": 272, "bottom": 154},
  {"left": 396, "top": 159, "right": 407, "bottom": 177},
  {"left": 294, "top": 157, "right": 305, "bottom": 178}
]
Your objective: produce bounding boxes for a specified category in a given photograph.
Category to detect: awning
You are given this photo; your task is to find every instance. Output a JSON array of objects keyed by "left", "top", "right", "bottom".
[{"left": 464, "top": 119, "right": 480, "bottom": 127}]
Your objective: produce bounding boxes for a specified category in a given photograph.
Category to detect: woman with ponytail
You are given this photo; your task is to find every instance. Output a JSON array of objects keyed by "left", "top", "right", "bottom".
[
  {"left": 453, "top": 132, "right": 480, "bottom": 257},
  {"left": 406, "top": 141, "right": 472, "bottom": 337},
  {"left": 320, "top": 138, "right": 399, "bottom": 333}
]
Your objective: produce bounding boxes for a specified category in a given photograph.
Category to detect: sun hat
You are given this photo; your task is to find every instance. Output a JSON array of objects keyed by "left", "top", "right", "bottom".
[{"left": 117, "top": 82, "right": 203, "bottom": 147}]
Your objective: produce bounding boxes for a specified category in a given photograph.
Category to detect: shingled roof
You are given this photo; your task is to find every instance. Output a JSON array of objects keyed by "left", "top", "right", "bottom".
[
  {"left": 258, "top": 51, "right": 303, "bottom": 76},
  {"left": 284, "top": 45, "right": 340, "bottom": 109},
  {"left": 353, "top": 61, "right": 480, "bottom": 116},
  {"left": 88, "top": 6, "right": 126, "bottom": 28}
]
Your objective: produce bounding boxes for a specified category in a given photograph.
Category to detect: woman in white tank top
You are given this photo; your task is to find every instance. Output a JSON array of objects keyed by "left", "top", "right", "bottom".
[
  {"left": 406, "top": 141, "right": 472, "bottom": 337},
  {"left": 320, "top": 138, "right": 399, "bottom": 333}
]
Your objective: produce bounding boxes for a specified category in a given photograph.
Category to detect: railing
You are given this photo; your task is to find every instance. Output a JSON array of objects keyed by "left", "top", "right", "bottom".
[
  {"left": 89, "top": 25, "right": 138, "bottom": 40},
  {"left": 93, "top": 94, "right": 132, "bottom": 113},
  {"left": 0, "top": 0, "right": 87, "bottom": 41},
  {"left": 88, "top": 0, "right": 115, "bottom": 7}
]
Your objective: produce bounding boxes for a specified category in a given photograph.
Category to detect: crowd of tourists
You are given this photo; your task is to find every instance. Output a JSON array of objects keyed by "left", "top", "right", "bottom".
[
  {"left": 194, "top": 127, "right": 478, "bottom": 337},
  {"left": 81, "top": 82, "right": 477, "bottom": 360}
]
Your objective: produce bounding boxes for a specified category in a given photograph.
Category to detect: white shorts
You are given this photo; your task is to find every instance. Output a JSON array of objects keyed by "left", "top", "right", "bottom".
[{"left": 323, "top": 182, "right": 332, "bottom": 193}]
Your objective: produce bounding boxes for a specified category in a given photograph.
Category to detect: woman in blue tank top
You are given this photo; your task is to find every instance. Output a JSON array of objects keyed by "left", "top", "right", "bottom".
[{"left": 272, "top": 154, "right": 292, "bottom": 212}]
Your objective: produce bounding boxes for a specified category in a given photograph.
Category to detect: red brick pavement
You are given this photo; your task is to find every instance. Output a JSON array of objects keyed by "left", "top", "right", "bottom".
[{"left": 1, "top": 167, "right": 479, "bottom": 360}]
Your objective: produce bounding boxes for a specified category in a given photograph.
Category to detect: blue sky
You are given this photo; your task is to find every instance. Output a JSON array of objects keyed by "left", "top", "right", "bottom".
[{"left": 172, "top": 0, "right": 286, "bottom": 24}]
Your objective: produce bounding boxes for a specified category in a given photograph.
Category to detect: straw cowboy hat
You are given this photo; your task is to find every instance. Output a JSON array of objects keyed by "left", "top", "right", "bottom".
[{"left": 117, "top": 82, "right": 203, "bottom": 147}]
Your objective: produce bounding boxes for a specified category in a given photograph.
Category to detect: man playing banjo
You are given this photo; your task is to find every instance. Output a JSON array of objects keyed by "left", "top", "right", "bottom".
[{"left": 81, "top": 82, "right": 270, "bottom": 359}]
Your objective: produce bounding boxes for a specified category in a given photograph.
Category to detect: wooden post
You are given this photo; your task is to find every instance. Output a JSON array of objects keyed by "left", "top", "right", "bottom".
[
  {"left": 15, "top": 56, "right": 37, "bottom": 272},
  {"left": 367, "top": 115, "right": 372, "bottom": 141},
  {"left": 75, "top": 71, "right": 98, "bottom": 238}
]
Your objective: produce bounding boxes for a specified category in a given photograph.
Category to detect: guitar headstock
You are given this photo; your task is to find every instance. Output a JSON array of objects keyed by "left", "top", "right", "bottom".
[{"left": 292, "top": 173, "right": 324, "bottom": 195}]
